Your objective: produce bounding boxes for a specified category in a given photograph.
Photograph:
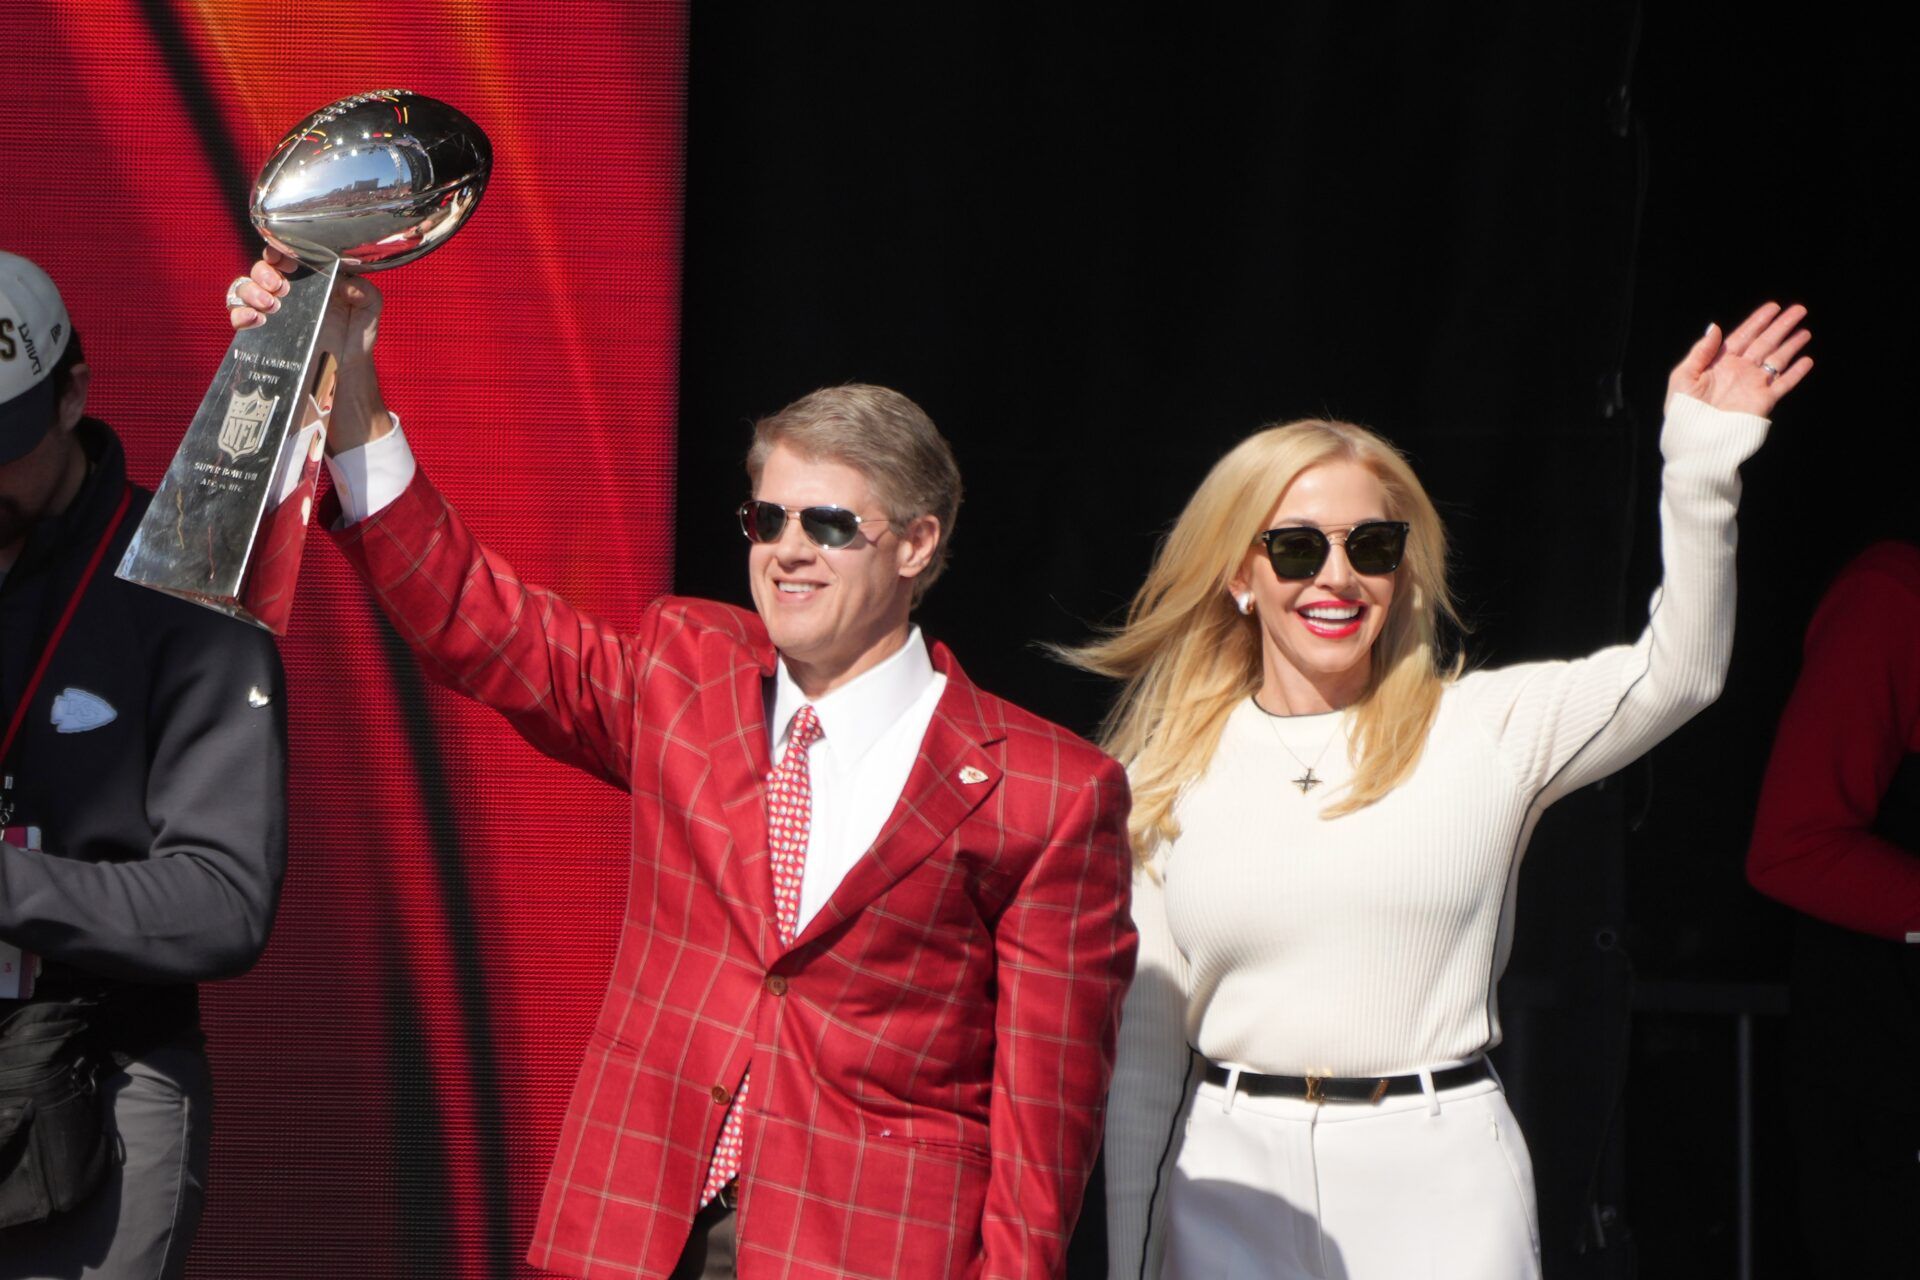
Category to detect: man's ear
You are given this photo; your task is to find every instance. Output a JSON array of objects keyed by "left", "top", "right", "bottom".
[
  {"left": 54, "top": 363, "right": 89, "bottom": 433},
  {"left": 895, "top": 514, "right": 941, "bottom": 580}
]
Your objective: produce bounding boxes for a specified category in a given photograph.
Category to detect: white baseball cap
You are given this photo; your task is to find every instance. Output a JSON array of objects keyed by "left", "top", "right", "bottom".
[{"left": 0, "top": 250, "right": 75, "bottom": 464}]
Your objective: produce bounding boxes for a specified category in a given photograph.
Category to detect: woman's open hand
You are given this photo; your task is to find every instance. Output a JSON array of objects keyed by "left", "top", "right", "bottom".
[{"left": 1668, "top": 301, "right": 1811, "bottom": 417}]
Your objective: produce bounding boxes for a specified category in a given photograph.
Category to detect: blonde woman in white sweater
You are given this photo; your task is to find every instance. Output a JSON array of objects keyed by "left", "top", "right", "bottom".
[{"left": 1080, "top": 303, "right": 1811, "bottom": 1280}]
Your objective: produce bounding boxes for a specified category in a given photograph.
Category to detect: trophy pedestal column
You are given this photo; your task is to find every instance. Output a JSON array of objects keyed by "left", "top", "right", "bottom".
[{"left": 116, "top": 260, "right": 340, "bottom": 634}]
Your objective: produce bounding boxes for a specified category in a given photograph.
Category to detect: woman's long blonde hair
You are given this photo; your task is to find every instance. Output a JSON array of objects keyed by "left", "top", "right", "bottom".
[{"left": 1066, "top": 419, "right": 1461, "bottom": 862}]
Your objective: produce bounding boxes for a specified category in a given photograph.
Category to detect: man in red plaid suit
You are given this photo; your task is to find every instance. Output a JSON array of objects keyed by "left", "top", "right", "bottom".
[{"left": 230, "top": 259, "right": 1136, "bottom": 1279}]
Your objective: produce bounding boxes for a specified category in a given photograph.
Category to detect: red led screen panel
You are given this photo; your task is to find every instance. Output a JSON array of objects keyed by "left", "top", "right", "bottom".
[{"left": 0, "top": 3, "right": 686, "bottom": 1276}]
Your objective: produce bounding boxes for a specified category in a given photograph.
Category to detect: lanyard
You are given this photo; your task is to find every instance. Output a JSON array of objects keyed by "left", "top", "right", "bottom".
[{"left": 0, "top": 483, "right": 133, "bottom": 823}]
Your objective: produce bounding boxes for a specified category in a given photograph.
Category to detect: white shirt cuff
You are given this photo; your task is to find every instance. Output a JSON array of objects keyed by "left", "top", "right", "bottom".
[{"left": 324, "top": 414, "right": 417, "bottom": 525}]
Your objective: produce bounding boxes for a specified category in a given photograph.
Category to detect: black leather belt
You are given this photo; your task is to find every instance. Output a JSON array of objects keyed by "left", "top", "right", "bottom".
[{"left": 1203, "top": 1058, "right": 1492, "bottom": 1104}]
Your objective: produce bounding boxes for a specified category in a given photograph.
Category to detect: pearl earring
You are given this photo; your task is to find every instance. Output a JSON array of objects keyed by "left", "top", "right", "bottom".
[{"left": 1235, "top": 592, "right": 1254, "bottom": 616}]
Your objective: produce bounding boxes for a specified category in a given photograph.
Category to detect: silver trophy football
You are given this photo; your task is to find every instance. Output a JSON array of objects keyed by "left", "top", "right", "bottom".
[{"left": 117, "top": 89, "right": 491, "bottom": 633}]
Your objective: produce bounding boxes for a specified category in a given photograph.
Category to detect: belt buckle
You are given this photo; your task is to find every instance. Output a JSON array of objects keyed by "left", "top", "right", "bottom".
[{"left": 1304, "top": 1074, "right": 1392, "bottom": 1105}]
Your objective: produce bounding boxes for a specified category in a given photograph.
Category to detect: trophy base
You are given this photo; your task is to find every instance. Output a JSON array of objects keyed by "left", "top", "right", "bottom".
[{"left": 117, "top": 263, "right": 338, "bottom": 635}]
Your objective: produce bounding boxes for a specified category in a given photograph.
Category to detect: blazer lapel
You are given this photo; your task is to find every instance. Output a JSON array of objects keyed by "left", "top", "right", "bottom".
[
  {"left": 702, "top": 629, "right": 780, "bottom": 959},
  {"left": 790, "top": 646, "right": 1006, "bottom": 952}
]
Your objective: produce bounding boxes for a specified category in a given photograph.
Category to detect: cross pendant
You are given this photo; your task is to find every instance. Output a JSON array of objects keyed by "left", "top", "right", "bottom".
[{"left": 1293, "top": 768, "right": 1321, "bottom": 794}]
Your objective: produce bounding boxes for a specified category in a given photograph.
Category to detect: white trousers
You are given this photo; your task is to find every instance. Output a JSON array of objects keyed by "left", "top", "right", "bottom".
[{"left": 1162, "top": 1071, "right": 1542, "bottom": 1280}]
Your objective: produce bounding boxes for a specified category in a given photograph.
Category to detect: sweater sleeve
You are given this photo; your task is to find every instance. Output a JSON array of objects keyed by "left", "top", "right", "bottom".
[
  {"left": 1460, "top": 394, "right": 1768, "bottom": 807},
  {"left": 1745, "top": 550, "right": 1920, "bottom": 939},
  {"left": 1104, "top": 852, "right": 1201, "bottom": 1280},
  {"left": 0, "top": 611, "right": 288, "bottom": 983}
]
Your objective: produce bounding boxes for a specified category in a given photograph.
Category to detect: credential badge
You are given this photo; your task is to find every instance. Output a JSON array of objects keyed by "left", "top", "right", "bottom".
[{"left": 218, "top": 388, "right": 278, "bottom": 461}]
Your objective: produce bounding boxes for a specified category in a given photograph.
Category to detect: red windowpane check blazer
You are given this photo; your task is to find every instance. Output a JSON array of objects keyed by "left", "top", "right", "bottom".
[{"left": 333, "top": 472, "right": 1137, "bottom": 1280}]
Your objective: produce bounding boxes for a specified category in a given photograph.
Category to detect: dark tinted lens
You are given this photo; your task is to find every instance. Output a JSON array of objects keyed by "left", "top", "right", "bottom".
[
  {"left": 1263, "top": 528, "right": 1330, "bottom": 579},
  {"left": 739, "top": 500, "right": 787, "bottom": 542},
  {"left": 1344, "top": 522, "right": 1408, "bottom": 575},
  {"left": 799, "top": 506, "right": 862, "bottom": 548}
]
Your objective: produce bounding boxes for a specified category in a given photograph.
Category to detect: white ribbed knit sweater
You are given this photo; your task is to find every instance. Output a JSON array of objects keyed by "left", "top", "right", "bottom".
[{"left": 1103, "top": 395, "right": 1770, "bottom": 1280}]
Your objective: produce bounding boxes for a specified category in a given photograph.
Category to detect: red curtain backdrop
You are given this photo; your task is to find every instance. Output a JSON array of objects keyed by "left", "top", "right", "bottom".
[{"left": 0, "top": 3, "right": 686, "bottom": 1275}]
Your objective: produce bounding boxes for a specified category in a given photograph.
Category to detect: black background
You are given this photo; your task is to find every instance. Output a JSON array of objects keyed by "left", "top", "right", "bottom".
[{"left": 674, "top": 5, "right": 1915, "bottom": 1275}]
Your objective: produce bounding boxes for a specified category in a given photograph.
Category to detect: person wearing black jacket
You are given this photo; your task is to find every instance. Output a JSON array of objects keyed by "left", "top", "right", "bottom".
[{"left": 0, "top": 250, "right": 286, "bottom": 1279}]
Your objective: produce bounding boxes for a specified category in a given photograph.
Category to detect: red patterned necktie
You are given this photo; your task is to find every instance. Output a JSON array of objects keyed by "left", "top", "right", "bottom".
[{"left": 701, "top": 703, "right": 823, "bottom": 1206}]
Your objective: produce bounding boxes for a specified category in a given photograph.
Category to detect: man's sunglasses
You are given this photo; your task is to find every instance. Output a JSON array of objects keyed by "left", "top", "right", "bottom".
[
  {"left": 1254, "top": 520, "right": 1409, "bottom": 579},
  {"left": 737, "top": 500, "right": 889, "bottom": 550}
]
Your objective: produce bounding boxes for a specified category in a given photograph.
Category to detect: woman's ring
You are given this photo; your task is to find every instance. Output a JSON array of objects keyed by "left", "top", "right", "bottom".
[
  {"left": 224, "top": 276, "right": 250, "bottom": 310},
  {"left": 1760, "top": 361, "right": 1781, "bottom": 383}
]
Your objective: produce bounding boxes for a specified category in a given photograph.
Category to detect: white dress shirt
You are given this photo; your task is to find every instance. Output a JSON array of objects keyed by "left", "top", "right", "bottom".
[
  {"left": 768, "top": 630, "right": 946, "bottom": 932},
  {"left": 323, "top": 417, "right": 416, "bottom": 525},
  {"left": 327, "top": 419, "right": 949, "bottom": 932}
]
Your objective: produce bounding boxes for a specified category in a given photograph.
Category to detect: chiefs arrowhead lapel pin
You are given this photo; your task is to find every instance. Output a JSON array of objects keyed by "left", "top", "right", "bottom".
[{"left": 959, "top": 766, "right": 989, "bottom": 785}]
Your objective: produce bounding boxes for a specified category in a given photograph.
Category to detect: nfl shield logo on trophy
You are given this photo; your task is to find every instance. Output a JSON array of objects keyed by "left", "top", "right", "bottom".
[{"left": 218, "top": 389, "right": 277, "bottom": 461}]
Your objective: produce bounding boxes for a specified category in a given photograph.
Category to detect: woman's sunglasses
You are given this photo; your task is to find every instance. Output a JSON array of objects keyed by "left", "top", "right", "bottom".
[
  {"left": 1254, "top": 520, "right": 1409, "bottom": 579},
  {"left": 737, "top": 500, "right": 889, "bottom": 550}
]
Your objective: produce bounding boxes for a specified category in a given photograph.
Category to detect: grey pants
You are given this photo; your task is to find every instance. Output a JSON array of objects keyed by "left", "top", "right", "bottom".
[
  {"left": 0, "top": 1036, "right": 211, "bottom": 1280},
  {"left": 669, "top": 1194, "right": 738, "bottom": 1280}
]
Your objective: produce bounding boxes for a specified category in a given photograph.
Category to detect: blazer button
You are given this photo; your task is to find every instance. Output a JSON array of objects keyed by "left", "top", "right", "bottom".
[
  {"left": 765, "top": 976, "right": 788, "bottom": 996},
  {"left": 710, "top": 1085, "right": 730, "bottom": 1105}
]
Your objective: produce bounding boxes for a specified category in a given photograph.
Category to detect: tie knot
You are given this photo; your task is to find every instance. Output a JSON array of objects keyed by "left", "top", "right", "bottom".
[{"left": 787, "top": 704, "right": 823, "bottom": 752}]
